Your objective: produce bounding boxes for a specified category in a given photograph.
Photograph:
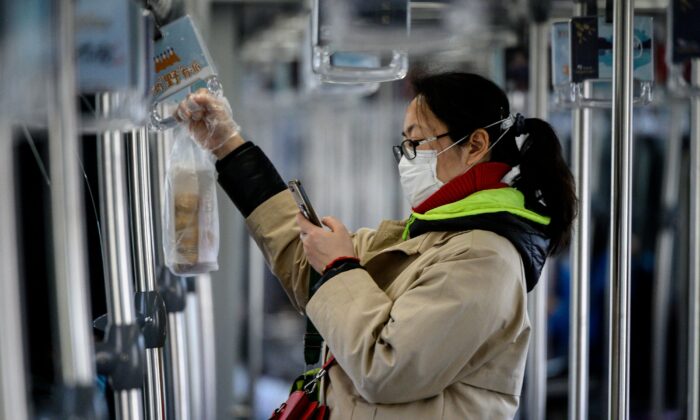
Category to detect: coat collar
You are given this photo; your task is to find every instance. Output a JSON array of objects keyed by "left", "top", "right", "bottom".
[
  {"left": 403, "top": 187, "right": 552, "bottom": 292},
  {"left": 404, "top": 187, "right": 550, "bottom": 240},
  {"left": 360, "top": 220, "right": 464, "bottom": 266}
]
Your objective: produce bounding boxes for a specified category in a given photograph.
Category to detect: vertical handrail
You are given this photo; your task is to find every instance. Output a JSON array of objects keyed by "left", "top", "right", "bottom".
[
  {"left": 170, "top": 310, "right": 192, "bottom": 420},
  {"left": 569, "top": 73, "right": 592, "bottom": 420},
  {"left": 185, "top": 281, "right": 204, "bottom": 420},
  {"left": 197, "top": 274, "right": 218, "bottom": 420},
  {"left": 247, "top": 239, "right": 266, "bottom": 417},
  {"left": 48, "top": 0, "right": 98, "bottom": 389},
  {"left": 185, "top": 274, "right": 217, "bottom": 420},
  {"left": 98, "top": 122, "right": 137, "bottom": 326},
  {"left": 130, "top": 129, "right": 159, "bottom": 333},
  {"left": 687, "top": 58, "right": 700, "bottom": 420},
  {"left": 0, "top": 123, "right": 30, "bottom": 420},
  {"left": 525, "top": 19, "right": 550, "bottom": 420},
  {"left": 151, "top": 126, "right": 192, "bottom": 420},
  {"left": 651, "top": 101, "right": 684, "bottom": 419},
  {"left": 129, "top": 127, "right": 167, "bottom": 420},
  {"left": 608, "top": 0, "right": 635, "bottom": 418},
  {"left": 97, "top": 93, "right": 145, "bottom": 420},
  {"left": 47, "top": 0, "right": 108, "bottom": 416}
]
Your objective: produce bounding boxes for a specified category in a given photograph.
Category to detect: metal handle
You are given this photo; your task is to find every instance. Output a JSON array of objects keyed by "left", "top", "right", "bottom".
[
  {"left": 312, "top": 47, "right": 409, "bottom": 84},
  {"left": 149, "top": 77, "right": 223, "bottom": 131},
  {"left": 667, "top": 66, "right": 700, "bottom": 98},
  {"left": 555, "top": 80, "right": 653, "bottom": 109},
  {"left": 310, "top": 0, "right": 408, "bottom": 84}
]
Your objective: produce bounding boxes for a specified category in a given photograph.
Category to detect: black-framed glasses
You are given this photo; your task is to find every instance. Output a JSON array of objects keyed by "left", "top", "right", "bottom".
[{"left": 392, "top": 132, "right": 450, "bottom": 163}]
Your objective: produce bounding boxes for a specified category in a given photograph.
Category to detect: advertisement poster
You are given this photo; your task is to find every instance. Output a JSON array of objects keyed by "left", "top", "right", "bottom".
[
  {"left": 567, "top": 16, "right": 654, "bottom": 83},
  {"left": 151, "top": 16, "right": 217, "bottom": 104},
  {"left": 551, "top": 21, "right": 570, "bottom": 87},
  {"left": 570, "top": 17, "right": 599, "bottom": 83},
  {"left": 76, "top": 0, "right": 136, "bottom": 91}
]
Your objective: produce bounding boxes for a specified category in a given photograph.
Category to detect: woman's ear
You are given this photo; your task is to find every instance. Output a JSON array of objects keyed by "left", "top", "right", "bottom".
[{"left": 464, "top": 129, "right": 490, "bottom": 165}]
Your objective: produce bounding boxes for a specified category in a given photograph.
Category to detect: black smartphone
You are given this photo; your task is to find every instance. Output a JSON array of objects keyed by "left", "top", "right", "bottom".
[{"left": 288, "top": 179, "right": 322, "bottom": 227}]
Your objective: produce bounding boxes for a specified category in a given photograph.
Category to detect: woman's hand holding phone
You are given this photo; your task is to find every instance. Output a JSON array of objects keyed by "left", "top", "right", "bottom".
[{"left": 296, "top": 213, "right": 356, "bottom": 274}]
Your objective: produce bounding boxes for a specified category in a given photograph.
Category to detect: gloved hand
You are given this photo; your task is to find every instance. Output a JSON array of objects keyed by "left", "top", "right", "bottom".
[{"left": 174, "top": 88, "right": 243, "bottom": 158}]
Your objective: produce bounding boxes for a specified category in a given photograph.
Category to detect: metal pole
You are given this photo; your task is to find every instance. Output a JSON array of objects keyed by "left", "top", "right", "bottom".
[
  {"left": 99, "top": 130, "right": 137, "bottom": 325},
  {"left": 129, "top": 128, "right": 159, "bottom": 331},
  {"left": 47, "top": 0, "right": 98, "bottom": 389},
  {"left": 0, "top": 123, "right": 29, "bottom": 420},
  {"left": 169, "top": 311, "right": 191, "bottom": 420},
  {"left": 248, "top": 239, "right": 266, "bottom": 417},
  {"left": 97, "top": 93, "right": 144, "bottom": 420},
  {"left": 144, "top": 350, "right": 166, "bottom": 420},
  {"left": 688, "top": 58, "right": 700, "bottom": 420},
  {"left": 150, "top": 127, "right": 171, "bottom": 267},
  {"left": 129, "top": 127, "right": 167, "bottom": 420},
  {"left": 608, "top": 0, "right": 634, "bottom": 418},
  {"left": 197, "top": 274, "right": 218, "bottom": 420},
  {"left": 569, "top": 76, "right": 592, "bottom": 420},
  {"left": 185, "top": 282, "right": 204, "bottom": 420},
  {"left": 151, "top": 126, "right": 192, "bottom": 420},
  {"left": 525, "top": 19, "right": 549, "bottom": 420},
  {"left": 185, "top": 276, "right": 218, "bottom": 420},
  {"left": 651, "top": 101, "right": 684, "bottom": 419}
]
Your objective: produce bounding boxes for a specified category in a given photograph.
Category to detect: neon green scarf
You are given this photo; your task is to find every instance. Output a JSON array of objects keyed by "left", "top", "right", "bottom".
[{"left": 402, "top": 187, "right": 551, "bottom": 240}]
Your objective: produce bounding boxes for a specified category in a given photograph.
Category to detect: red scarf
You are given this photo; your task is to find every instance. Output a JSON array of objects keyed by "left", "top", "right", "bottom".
[{"left": 412, "top": 162, "right": 512, "bottom": 214}]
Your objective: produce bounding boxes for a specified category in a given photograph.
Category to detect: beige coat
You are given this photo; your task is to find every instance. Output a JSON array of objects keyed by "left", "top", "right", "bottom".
[{"left": 246, "top": 191, "right": 531, "bottom": 419}]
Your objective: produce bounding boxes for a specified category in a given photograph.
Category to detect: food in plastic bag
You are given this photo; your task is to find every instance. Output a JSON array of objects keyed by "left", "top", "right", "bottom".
[{"left": 163, "top": 127, "right": 219, "bottom": 275}]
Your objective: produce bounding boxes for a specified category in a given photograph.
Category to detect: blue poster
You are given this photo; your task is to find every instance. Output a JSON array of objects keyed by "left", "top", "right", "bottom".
[
  {"left": 151, "top": 16, "right": 217, "bottom": 104},
  {"left": 76, "top": 0, "right": 143, "bottom": 91},
  {"left": 551, "top": 21, "right": 571, "bottom": 87},
  {"left": 562, "top": 16, "right": 654, "bottom": 84},
  {"left": 596, "top": 16, "right": 653, "bottom": 82}
]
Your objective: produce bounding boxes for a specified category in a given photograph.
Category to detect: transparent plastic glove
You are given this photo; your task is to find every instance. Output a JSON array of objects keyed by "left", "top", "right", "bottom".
[{"left": 174, "top": 88, "right": 241, "bottom": 152}]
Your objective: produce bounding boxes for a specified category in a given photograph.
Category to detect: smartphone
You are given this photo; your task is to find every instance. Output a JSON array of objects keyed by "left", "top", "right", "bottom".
[{"left": 288, "top": 179, "right": 322, "bottom": 227}]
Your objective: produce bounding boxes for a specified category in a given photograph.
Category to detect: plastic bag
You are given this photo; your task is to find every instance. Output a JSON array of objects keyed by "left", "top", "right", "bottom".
[{"left": 163, "top": 127, "right": 219, "bottom": 275}]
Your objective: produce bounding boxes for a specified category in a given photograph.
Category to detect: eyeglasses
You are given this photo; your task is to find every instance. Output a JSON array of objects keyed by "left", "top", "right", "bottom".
[{"left": 392, "top": 131, "right": 450, "bottom": 163}]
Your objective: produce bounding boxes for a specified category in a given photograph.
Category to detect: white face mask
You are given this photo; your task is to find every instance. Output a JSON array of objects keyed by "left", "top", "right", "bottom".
[
  {"left": 397, "top": 114, "right": 516, "bottom": 209},
  {"left": 398, "top": 150, "right": 444, "bottom": 208}
]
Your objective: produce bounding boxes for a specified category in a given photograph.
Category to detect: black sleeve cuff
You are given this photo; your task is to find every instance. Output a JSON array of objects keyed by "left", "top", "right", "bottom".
[
  {"left": 310, "top": 261, "right": 364, "bottom": 295},
  {"left": 215, "top": 142, "right": 287, "bottom": 218}
]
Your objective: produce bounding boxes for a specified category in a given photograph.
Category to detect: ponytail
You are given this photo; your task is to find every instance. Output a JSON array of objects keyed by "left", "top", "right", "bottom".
[{"left": 513, "top": 118, "right": 577, "bottom": 255}]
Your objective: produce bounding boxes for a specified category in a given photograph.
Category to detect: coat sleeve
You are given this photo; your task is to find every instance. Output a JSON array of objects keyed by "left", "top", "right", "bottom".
[
  {"left": 245, "top": 190, "right": 376, "bottom": 313},
  {"left": 217, "top": 142, "right": 375, "bottom": 312},
  {"left": 245, "top": 191, "right": 312, "bottom": 312},
  {"left": 304, "top": 242, "right": 528, "bottom": 404}
]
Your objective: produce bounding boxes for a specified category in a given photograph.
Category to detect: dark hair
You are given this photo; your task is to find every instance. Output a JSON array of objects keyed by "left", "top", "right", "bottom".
[{"left": 410, "top": 71, "right": 577, "bottom": 255}]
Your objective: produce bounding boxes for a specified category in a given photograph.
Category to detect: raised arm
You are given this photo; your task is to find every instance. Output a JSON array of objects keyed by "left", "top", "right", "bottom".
[{"left": 175, "top": 91, "right": 310, "bottom": 309}]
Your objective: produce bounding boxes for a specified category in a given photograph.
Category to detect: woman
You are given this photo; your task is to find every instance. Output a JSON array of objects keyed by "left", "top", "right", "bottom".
[{"left": 177, "top": 72, "right": 576, "bottom": 418}]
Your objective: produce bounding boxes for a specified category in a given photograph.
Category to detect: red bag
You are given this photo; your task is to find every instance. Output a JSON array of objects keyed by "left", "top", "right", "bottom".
[{"left": 269, "top": 357, "right": 335, "bottom": 420}]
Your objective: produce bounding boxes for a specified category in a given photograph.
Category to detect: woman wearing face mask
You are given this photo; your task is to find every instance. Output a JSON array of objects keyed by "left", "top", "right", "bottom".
[{"left": 176, "top": 72, "right": 576, "bottom": 418}]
